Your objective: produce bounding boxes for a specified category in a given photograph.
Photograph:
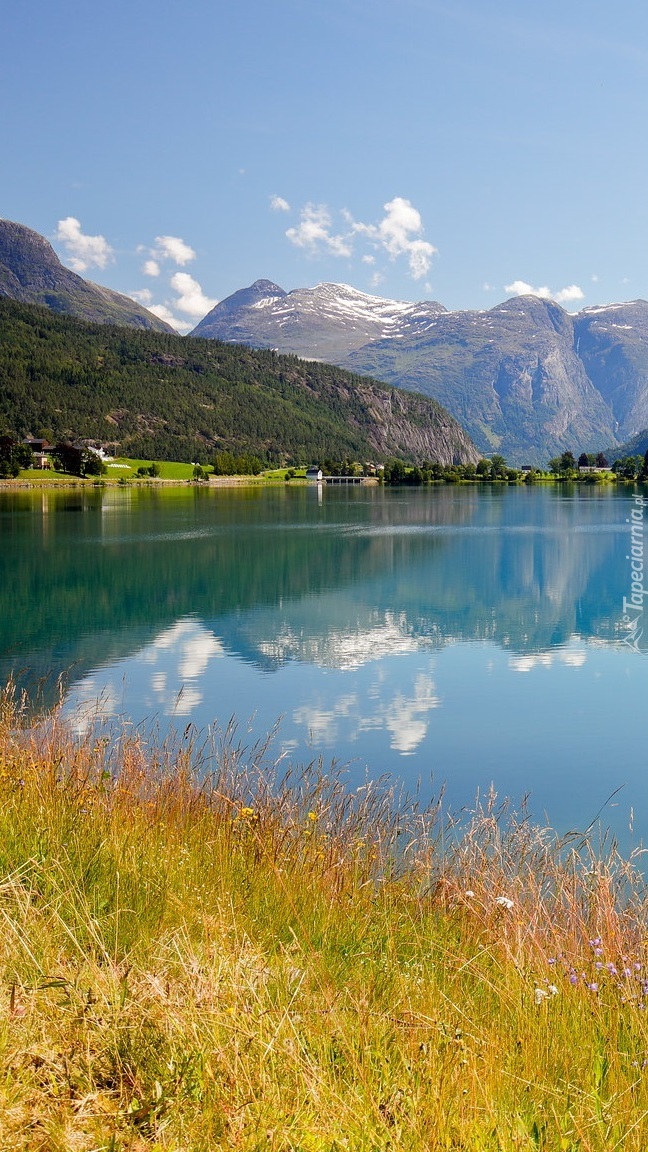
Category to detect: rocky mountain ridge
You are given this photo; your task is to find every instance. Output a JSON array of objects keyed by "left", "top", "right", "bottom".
[
  {"left": 193, "top": 279, "right": 448, "bottom": 360},
  {"left": 0, "top": 219, "right": 174, "bottom": 332},
  {"left": 193, "top": 280, "right": 648, "bottom": 463}
]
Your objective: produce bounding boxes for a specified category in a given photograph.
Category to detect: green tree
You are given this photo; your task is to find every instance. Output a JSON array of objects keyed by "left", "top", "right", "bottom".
[
  {"left": 83, "top": 453, "right": 107, "bottom": 477},
  {"left": 613, "top": 455, "right": 643, "bottom": 480},
  {"left": 0, "top": 435, "right": 32, "bottom": 477},
  {"left": 548, "top": 451, "right": 577, "bottom": 478},
  {"left": 213, "top": 451, "right": 236, "bottom": 476},
  {"left": 53, "top": 442, "right": 85, "bottom": 476},
  {"left": 382, "top": 459, "right": 407, "bottom": 484}
]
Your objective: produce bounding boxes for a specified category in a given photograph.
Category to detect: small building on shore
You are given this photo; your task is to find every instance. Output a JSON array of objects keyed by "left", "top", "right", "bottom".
[{"left": 23, "top": 438, "right": 54, "bottom": 468}]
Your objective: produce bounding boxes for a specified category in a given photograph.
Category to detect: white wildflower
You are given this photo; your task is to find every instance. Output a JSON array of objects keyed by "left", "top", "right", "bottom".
[{"left": 495, "top": 896, "right": 514, "bottom": 910}]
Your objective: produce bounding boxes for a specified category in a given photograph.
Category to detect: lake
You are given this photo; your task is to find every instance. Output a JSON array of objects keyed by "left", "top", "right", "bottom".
[{"left": 2, "top": 482, "right": 647, "bottom": 847}]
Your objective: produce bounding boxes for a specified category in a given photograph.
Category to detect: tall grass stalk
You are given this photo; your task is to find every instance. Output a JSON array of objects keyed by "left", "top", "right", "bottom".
[{"left": 1, "top": 682, "right": 648, "bottom": 1150}]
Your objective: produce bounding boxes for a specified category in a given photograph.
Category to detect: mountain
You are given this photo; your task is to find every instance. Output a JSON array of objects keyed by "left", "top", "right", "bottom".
[
  {"left": 574, "top": 302, "right": 648, "bottom": 436},
  {"left": 193, "top": 281, "right": 648, "bottom": 464},
  {"left": 193, "top": 280, "right": 448, "bottom": 362},
  {"left": 605, "top": 427, "right": 648, "bottom": 460},
  {"left": 347, "top": 295, "right": 618, "bottom": 463},
  {"left": 0, "top": 219, "right": 174, "bottom": 332},
  {"left": 0, "top": 298, "right": 479, "bottom": 466}
]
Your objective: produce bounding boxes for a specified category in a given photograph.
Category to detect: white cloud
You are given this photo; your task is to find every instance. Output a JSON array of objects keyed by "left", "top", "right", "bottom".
[
  {"left": 286, "top": 203, "right": 352, "bottom": 258},
  {"left": 284, "top": 196, "right": 437, "bottom": 282},
  {"left": 169, "top": 271, "right": 217, "bottom": 318},
  {"left": 55, "top": 217, "right": 114, "bottom": 272},
  {"left": 505, "top": 279, "right": 553, "bottom": 300},
  {"left": 147, "top": 303, "right": 184, "bottom": 331},
  {"left": 376, "top": 197, "right": 437, "bottom": 279},
  {"left": 270, "top": 195, "right": 291, "bottom": 212},
  {"left": 293, "top": 694, "right": 358, "bottom": 747},
  {"left": 154, "top": 235, "right": 196, "bottom": 265},
  {"left": 131, "top": 269, "right": 217, "bottom": 334},
  {"left": 505, "top": 279, "right": 584, "bottom": 305},
  {"left": 178, "top": 630, "right": 224, "bottom": 680},
  {"left": 554, "top": 284, "right": 585, "bottom": 305},
  {"left": 351, "top": 197, "right": 437, "bottom": 280},
  {"left": 383, "top": 672, "right": 440, "bottom": 755},
  {"left": 138, "top": 234, "right": 196, "bottom": 276},
  {"left": 509, "top": 647, "right": 586, "bottom": 673}
]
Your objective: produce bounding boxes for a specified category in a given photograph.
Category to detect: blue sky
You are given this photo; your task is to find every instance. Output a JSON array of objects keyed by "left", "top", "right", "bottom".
[{"left": 3, "top": 0, "right": 648, "bottom": 331}]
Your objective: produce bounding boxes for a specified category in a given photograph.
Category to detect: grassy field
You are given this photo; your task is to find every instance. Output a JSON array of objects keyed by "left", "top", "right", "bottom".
[
  {"left": 107, "top": 459, "right": 197, "bottom": 480},
  {"left": 11, "top": 460, "right": 199, "bottom": 483},
  {"left": 1, "top": 687, "right": 648, "bottom": 1150},
  {"left": 11, "top": 461, "right": 309, "bottom": 485}
]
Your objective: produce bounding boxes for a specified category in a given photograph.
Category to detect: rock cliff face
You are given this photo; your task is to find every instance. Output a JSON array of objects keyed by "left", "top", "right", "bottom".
[
  {"left": 194, "top": 279, "right": 648, "bottom": 463},
  {"left": 574, "top": 302, "right": 648, "bottom": 437},
  {"left": 347, "top": 296, "right": 617, "bottom": 462},
  {"left": 322, "top": 375, "right": 480, "bottom": 465},
  {"left": 0, "top": 220, "right": 174, "bottom": 332}
]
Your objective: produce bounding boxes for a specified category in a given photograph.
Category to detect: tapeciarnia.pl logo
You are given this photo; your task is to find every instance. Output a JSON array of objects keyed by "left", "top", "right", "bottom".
[{"left": 620, "top": 493, "right": 647, "bottom": 653}]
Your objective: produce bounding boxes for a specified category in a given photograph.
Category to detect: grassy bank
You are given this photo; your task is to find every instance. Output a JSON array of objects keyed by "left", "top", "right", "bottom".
[
  {"left": 1, "top": 689, "right": 648, "bottom": 1150},
  {"left": 2, "top": 461, "right": 310, "bottom": 488}
]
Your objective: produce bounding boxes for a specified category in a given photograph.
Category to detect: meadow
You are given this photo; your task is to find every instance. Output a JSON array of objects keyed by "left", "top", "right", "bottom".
[
  {"left": 9, "top": 460, "right": 303, "bottom": 486},
  {"left": 1, "top": 685, "right": 648, "bottom": 1150}
]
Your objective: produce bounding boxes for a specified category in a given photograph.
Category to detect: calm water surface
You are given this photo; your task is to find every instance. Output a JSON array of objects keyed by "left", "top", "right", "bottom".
[{"left": 1, "top": 483, "right": 646, "bottom": 845}]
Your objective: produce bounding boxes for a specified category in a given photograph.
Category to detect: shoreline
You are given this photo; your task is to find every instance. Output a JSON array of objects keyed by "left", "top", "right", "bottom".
[{"left": 0, "top": 474, "right": 278, "bottom": 491}]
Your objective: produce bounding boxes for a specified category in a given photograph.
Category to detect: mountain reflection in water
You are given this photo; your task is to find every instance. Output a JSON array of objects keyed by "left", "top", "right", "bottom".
[{"left": 1, "top": 484, "right": 645, "bottom": 844}]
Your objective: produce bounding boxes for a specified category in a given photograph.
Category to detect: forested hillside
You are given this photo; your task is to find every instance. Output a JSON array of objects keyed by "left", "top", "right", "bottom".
[{"left": 0, "top": 299, "right": 478, "bottom": 465}]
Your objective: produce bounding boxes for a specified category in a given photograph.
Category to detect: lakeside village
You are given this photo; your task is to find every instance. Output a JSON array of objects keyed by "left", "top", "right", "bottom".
[{"left": 3, "top": 434, "right": 648, "bottom": 485}]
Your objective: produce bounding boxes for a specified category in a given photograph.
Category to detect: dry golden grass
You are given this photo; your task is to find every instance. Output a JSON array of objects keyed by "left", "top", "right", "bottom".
[{"left": 1, "top": 682, "right": 648, "bottom": 1150}]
